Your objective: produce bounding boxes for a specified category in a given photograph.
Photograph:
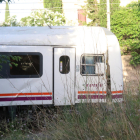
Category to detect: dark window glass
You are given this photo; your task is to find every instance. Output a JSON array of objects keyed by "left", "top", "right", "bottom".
[
  {"left": 81, "top": 54, "right": 103, "bottom": 75},
  {"left": 59, "top": 56, "right": 70, "bottom": 74},
  {"left": 10, "top": 55, "right": 40, "bottom": 75},
  {"left": 0, "top": 52, "right": 42, "bottom": 78}
]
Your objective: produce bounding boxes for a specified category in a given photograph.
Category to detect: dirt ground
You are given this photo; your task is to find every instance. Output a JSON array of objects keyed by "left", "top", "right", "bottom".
[{"left": 121, "top": 55, "right": 140, "bottom": 94}]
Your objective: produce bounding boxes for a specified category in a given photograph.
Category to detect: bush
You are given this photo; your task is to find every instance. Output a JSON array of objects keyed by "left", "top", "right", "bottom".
[
  {"left": 111, "top": 2, "right": 140, "bottom": 66},
  {"left": 130, "top": 52, "right": 140, "bottom": 66},
  {"left": 20, "top": 9, "right": 65, "bottom": 26},
  {"left": 2, "top": 15, "right": 19, "bottom": 27}
]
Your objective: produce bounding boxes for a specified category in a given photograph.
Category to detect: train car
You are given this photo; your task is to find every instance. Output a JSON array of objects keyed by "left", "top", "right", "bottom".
[{"left": 0, "top": 26, "right": 123, "bottom": 107}]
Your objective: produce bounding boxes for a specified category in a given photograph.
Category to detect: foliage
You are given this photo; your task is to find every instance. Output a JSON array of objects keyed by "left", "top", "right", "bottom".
[
  {"left": 130, "top": 52, "right": 140, "bottom": 66},
  {"left": 1, "top": 86, "right": 140, "bottom": 139},
  {"left": 85, "top": 0, "right": 120, "bottom": 27},
  {"left": 98, "top": 0, "right": 106, "bottom": 27},
  {"left": 20, "top": 9, "right": 65, "bottom": 26},
  {"left": 84, "top": 0, "right": 100, "bottom": 26},
  {"left": 2, "top": 15, "right": 19, "bottom": 26},
  {"left": 0, "top": 0, "right": 11, "bottom": 3},
  {"left": 5, "top": 1, "right": 10, "bottom": 23},
  {"left": 2, "top": 10, "right": 65, "bottom": 27},
  {"left": 43, "top": 0, "right": 62, "bottom": 13},
  {"left": 99, "top": 0, "right": 120, "bottom": 28},
  {"left": 111, "top": 2, "right": 140, "bottom": 65},
  {"left": 0, "top": 55, "right": 21, "bottom": 71}
]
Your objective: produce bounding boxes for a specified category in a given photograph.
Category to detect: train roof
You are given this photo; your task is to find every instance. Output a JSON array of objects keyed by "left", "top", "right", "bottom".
[{"left": 0, "top": 26, "right": 115, "bottom": 46}]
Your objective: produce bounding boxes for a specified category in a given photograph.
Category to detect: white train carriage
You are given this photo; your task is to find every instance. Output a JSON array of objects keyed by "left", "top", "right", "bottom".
[{"left": 0, "top": 26, "right": 123, "bottom": 106}]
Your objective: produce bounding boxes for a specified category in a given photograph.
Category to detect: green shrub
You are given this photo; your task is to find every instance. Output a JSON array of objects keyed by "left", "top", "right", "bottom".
[
  {"left": 2, "top": 15, "right": 19, "bottom": 27},
  {"left": 111, "top": 2, "right": 140, "bottom": 66},
  {"left": 130, "top": 52, "right": 140, "bottom": 66}
]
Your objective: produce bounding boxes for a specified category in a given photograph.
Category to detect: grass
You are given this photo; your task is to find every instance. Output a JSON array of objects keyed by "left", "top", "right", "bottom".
[
  {"left": 1, "top": 84, "right": 140, "bottom": 140},
  {"left": 47, "top": 93, "right": 140, "bottom": 140}
]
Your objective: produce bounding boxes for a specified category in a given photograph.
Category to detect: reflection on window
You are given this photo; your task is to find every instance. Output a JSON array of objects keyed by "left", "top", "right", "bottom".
[
  {"left": 10, "top": 55, "right": 40, "bottom": 75},
  {"left": 81, "top": 54, "right": 103, "bottom": 75},
  {"left": 59, "top": 55, "right": 70, "bottom": 74}
]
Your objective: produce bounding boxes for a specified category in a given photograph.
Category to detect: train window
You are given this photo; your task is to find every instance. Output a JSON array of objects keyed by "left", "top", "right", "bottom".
[
  {"left": 0, "top": 52, "right": 43, "bottom": 78},
  {"left": 81, "top": 54, "right": 104, "bottom": 75},
  {"left": 59, "top": 55, "right": 70, "bottom": 74},
  {"left": 10, "top": 55, "right": 40, "bottom": 75}
]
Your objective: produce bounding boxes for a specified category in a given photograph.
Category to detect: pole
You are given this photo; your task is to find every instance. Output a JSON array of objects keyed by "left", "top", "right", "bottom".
[{"left": 107, "top": 0, "right": 110, "bottom": 31}]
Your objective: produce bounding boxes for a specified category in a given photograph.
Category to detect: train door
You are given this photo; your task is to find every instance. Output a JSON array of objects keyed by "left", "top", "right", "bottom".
[{"left": 54, "top": 48, "right": 75, "bottom": 106}]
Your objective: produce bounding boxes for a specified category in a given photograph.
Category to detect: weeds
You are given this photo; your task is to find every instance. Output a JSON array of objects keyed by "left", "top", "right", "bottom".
[
  {"left": 0, "top": 89, "right": 140, "bottom": 140},
  {"left": 47, "top": 99, "right": 140, "bottom": 140},
  {"left": 0, "top": 78, "right": 140, "bottom": 140}
]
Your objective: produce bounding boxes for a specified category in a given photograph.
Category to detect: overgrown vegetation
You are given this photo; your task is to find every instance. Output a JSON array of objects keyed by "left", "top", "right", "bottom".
[
  {"left": 84, "top": 0, "right": 120, "bottom": 27},
  {"left": 0, "top": 81, "right": 140, "bottom": 140},
  {"left": 111, "top": 2, "right": 140, "bottom": 66}
]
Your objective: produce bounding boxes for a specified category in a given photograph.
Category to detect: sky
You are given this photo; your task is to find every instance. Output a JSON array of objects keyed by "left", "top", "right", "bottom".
[
  {"left": 120, "top": 0, "right": 138, "bottom": 6},
  {"left": 0, "top": 0, "right": 43, "bottom": 23}
]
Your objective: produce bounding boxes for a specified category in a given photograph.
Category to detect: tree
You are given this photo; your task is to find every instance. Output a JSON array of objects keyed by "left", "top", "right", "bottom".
[
  {"left": 20, "top": 9, "right": 65, "bottom": 26},
  {"left": 2, "top": 10, "right": 66, "bottom": 27},
  {"left": 5, "top": 1, "right": 10, "bottom": 23},
  {"left": 99, "top": 0, "right": 120, "bottom": 27},
  {"left": 85, "top": 0, "right": 120, "bottom": 27},
  {"left": 111, "top": 2, "right": 140, "bottom": 65},
  {"left": 83, "top": 0, "right": 100, "bottom": 26},
  {"left": 0, "top": 0, "right": 11, "bottom": 2},
  {"left": 43, "top": 0, "right": 62, "bottom": 13},
  {"left": 98, "top": 0, "right": 106, "bottom": 27}
]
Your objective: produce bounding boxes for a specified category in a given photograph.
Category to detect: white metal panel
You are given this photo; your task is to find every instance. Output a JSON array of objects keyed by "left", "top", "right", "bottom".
[
  {"left": 54, "top": 48, "right": 75, "bottom": 106},
  {"left": 107, "top": 34, "right": 123, "bottom": 92},
  {"left": 0, "top": 27, "right": 108, "bottom": 48},
  {"left": 74, "top": 27, "right": 108, "bottom": 103},
  {"left": 0, "top": 27, "right": 77, "bottom": 46},
  {"left": 0, "top": 46, "right": 53, "bottom": 106}
]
